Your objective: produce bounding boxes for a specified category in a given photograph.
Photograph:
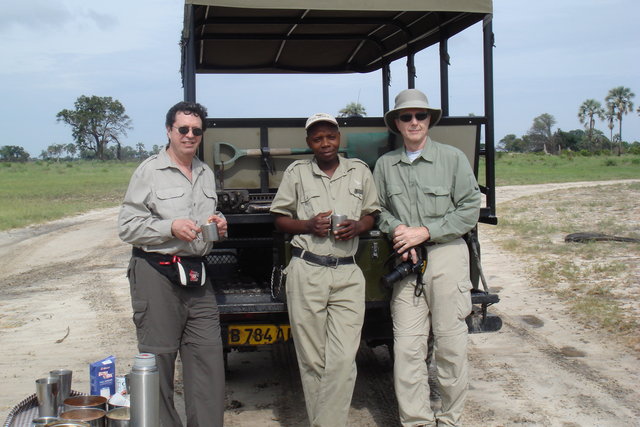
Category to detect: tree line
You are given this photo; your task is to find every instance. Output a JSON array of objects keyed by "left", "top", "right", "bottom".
[
  {"left": 500, "top": 86, "right": 638, "bottom": 155},
  {"left": 2, "top": 90, "right": 638, "bottom": 163}
]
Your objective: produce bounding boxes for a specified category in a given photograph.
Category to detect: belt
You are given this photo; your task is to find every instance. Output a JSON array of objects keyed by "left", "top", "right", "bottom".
[
  {"left": 132, "top": 247, "right": 203, "bottom": 263},
  {"left": 291, "top": 247, "right": 355, "bottom": 268}
]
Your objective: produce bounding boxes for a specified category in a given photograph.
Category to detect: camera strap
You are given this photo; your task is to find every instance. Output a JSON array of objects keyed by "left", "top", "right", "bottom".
[
  {"left": 414, "top": 273, "right": 425, "bottom": 297},
  {"left": 413, "top": 246, "right": 428, "bottom": 298}
]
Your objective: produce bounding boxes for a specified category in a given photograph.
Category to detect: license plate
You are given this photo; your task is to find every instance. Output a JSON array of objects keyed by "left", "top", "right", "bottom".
[{"left": 227, "top": 324, "right": 291, "bottom": 345}]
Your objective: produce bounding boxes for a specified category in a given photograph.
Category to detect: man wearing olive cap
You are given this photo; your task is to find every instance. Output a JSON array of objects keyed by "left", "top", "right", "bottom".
[{"left": 373, "top": 89, "right": 481, "bottom": 427}]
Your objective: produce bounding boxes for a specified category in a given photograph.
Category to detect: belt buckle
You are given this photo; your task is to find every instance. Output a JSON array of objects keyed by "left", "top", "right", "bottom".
[{"left": 331, "top": 256, "right": 339, "bottom": 269}]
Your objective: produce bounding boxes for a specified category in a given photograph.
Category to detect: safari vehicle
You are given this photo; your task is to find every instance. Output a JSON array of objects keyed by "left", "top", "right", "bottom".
[{"left": 179, "top": 0, "right": 501, "bottom": 359}]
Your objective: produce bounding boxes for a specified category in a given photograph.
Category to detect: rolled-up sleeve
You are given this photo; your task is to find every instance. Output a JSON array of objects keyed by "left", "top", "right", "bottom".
[{"left": 269, "top": 166, "right": 298, "bottom": 218}]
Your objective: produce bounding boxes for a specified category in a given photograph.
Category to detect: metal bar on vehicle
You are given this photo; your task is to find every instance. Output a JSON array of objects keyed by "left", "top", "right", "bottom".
[
  {"left": 183, "top": 5, "right": 197, "bottom": 102},
  {"left": 407, "top": 51, "right": 416, "bottom": 89},
  {"left": 439, "top": 32, "right": 449, "bottom": 116},
  {"left": 382, "top": 63, "right": 390, "bottom": 113},
  {"left": 260, "top": 126, "right": 269, "bottom": 193},
  {"left": 483, "top": 14, "right": 496, "bottom": 218}
]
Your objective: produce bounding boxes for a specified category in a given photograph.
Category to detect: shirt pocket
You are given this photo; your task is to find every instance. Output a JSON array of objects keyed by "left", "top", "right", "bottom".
[
  {"left": 346, "top": 183, "right": 364, "bottom": 218},
  {"left": 154, "top": 187, "right": 185, "bottom": 217},
  {"left": 418, "top": 184, "right": 451, "bottom": 217},
  {"left": 301, "top": 189, "right": 321, "bottom": 218},
  {"left": 386, "top": 184, "right": 409, "bottom": 214}
]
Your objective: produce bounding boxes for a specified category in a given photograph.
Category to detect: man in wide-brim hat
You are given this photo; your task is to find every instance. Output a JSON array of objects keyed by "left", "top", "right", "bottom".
[{"left": 373, "top": 89, "right": 481, "bottom": 427}]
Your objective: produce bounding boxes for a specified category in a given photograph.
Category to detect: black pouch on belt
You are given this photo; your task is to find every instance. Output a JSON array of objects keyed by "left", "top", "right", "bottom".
[{"left": 133, "top": 248, "right": 206, "bottom": 287}]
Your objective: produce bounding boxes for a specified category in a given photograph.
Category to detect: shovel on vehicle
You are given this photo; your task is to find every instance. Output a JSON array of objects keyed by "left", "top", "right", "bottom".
[
  {"left": 213, "top": 142, "right": 327, "bottom": 169},
  {"left": 214, "top": 132, "right": 392, "bottom": 169}
]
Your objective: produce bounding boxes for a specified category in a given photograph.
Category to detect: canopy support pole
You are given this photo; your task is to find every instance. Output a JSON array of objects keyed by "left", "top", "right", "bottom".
[{"left": 483, "top": 14, "right": 496, "bottom": 218}]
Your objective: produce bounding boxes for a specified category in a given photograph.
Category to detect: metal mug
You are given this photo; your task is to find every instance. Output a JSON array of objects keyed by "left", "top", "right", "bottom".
[
  {"left": 331, "top": 214, "right": 347, "bottom": 232},
  {"left": 200, "top": 222, "right": 220, "bottom": 241},
  {"left": 35, "top": 377, "right": 59, "bottom": 417},
  {"left": 59, "top": 409, "right": 106, "bottom": 427},
  {"left": 64, "top": 395, "right": 108, "bottom": 412},
  {"left": 50, "top": 369, "right": 72, "bottom": 411},
  {"left": 106, "top": 407, "right": 130, "bottom": 427}
]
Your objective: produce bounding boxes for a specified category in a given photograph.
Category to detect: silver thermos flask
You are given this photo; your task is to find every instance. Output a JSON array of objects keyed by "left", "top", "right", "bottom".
[{"left": 130, "top": 353, "right": 159, "bottom": 427}]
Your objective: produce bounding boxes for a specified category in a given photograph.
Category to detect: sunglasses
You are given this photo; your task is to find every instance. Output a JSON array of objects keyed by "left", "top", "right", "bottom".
[
  {"left": 398, "top": 112, "right": 429, "bottom": 122},
  {"left": 173, "top": 126, "right": 203, "bottom": 136}
]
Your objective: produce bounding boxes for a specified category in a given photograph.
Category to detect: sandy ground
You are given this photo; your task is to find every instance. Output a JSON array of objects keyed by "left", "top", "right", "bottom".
[{"left": 1, "top": 180, "right": 639, "bottom": 426}]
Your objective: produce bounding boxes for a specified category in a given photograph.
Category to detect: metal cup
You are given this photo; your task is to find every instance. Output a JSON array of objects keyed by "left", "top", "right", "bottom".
[
  {"left": 36, "top": 377, "right": 59, "bottom": 417},
  {"left": 32, "top": 416, "right": 59, "bottom": 426},
  {"left": 64, "top": 395, "right": 108, "bottom": 412},
  {"left": 331, "top": 214, "right": 347, "bottom": 232},
  {"left": 106, "top": 407, "right": 130, "bottom": 427},
  {"left": 50, "top": 369, "right": 73, "bottom": 412},
  {"left": 200, "top": 222, "right": 220, "bottom": 241},
  {"left": 60, "top": 409, "right": 106, "bottom": 427}
]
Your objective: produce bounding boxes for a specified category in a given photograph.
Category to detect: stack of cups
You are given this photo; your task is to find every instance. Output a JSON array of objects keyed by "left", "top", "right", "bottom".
[
  {"left": 50, "top": 369, "right": 73, "bottom": 414},
  {"left": 34, "top": 369, "right": 73, "bottom": 424}
]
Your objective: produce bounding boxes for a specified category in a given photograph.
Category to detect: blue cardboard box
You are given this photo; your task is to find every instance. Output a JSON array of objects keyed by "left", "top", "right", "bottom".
[{"left": 90, "top": 355, "right": 116, "bottom": 397}]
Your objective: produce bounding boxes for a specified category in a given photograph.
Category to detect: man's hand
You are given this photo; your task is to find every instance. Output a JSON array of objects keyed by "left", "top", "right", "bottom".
[
  {"left": 307, "top": 210, "right": 332, "bottom": 237},
  {"left": 392, "top": 224, "right": 430, "bottom": 262},
  {"left": 172, "top": 218, "right": 200, "bottom": 242},
  {"left": 207, "top": 214, "right": 228, "bottom": 238},
  {"left": 334, "top": 214, "right": 375, "bottom": 241}
]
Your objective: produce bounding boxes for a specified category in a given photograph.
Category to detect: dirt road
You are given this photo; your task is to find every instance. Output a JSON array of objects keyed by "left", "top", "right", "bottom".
[{"left": 1, "top": 181, "right": 639, "bottom": 426}]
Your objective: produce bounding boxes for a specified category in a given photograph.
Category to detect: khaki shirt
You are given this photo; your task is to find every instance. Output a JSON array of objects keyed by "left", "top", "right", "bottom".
[
  {"left": 373, "top": 138, "right": 480, "bottom": 243},
  {"left": 118, "top": 147, "right": 220, "bottom": 256},
  {"left": 270, "top": 156, "right": 380, "bottom": 257}
]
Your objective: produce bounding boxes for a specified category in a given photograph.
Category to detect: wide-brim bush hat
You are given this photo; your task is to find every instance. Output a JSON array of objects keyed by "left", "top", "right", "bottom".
[{"left": 384, "top": 89, "right": 442, "bottom": 134}]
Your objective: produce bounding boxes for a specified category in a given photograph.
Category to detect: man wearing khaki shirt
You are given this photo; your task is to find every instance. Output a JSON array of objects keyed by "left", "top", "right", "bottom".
[
  {"left": 118, "top": 101, "right": 226, "bottom": 427},
  {"left": 270, "top": 113, "right": 379, "bottom": 427},
  {"left": 373, "top": 89, "right": 481, "bottom": 427}
]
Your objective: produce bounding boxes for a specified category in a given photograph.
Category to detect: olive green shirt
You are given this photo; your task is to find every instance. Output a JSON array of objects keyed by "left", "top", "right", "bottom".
[
  {"left": 373, "top": 138, "right": 480, "bottom": 243},
  {"left": 118, "top": 147, "right": 221, "bottom": 256},
  {"left": 270, "top": 156, "right": 380, "bottom": 257}
]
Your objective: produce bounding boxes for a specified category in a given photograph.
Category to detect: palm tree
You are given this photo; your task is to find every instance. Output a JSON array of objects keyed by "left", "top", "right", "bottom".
[
  {"left": 338, "top": 102, "right": 367, "bottom": 118},
  {"left": 577, "top": 99, "right": 604, "bottom": 149},
  {"left": 605, "top": 86, "right": 635, "bottom": 155},
  {"left": 603, "top": 107, "right": 616, "bottom": 153}
]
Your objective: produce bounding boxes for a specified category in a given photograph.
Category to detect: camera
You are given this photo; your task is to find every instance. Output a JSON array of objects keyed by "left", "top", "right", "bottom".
[{"left": 381, "top": 256, "right": 426, "bottom": 288}]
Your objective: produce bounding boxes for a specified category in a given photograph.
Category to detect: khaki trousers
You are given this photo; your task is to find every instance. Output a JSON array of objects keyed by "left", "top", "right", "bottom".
[
  {"left": 285, "top": 257, "right": 365, "bottom": 427},
  {"left": 391, "top": 238, "right": 472, "bottom": 427},
  {"left": 128, "top": 256, "right": 225, "bottom": 427}
]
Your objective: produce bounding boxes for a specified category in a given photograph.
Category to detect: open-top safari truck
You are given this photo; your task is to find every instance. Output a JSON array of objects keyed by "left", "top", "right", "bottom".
[{"left": 180, "top": 0, "right": 501, "bottom": 359}]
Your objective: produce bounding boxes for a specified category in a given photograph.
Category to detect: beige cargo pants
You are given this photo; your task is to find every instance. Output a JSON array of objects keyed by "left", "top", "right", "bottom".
[
  {"left": 285, "top": 256, "right": 365, "bottom": 427},
  {"left": 391, "top": 238, "right": 472, "bottom": 427}
]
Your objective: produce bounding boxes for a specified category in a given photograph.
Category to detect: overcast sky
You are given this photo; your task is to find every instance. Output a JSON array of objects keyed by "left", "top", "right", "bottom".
[{"left": 2, "top": 0, "right": 639, "bottom": 157}]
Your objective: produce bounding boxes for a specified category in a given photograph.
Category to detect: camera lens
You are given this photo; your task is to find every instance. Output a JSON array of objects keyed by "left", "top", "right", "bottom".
[{"left": 381, "top": 261, "right": 415, "bottom": 288}]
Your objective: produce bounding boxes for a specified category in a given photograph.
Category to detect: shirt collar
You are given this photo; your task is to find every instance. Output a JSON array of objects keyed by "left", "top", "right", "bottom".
[
  {"left": 311, "top": 155, "right": 351, "bottom": 178},
  {"left": 390, "top": 137, "right": 435, "bottom": 165},
  {"left": 156, "top": 146, "right": 205, "bottom": 174}
]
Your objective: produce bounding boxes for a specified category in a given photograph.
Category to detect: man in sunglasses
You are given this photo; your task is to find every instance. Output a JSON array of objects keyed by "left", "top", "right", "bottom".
[
  {"left": 118, "top": 101, "right": 226, "bottom": 426},
  {"left": 373, "top": 89, "right": 481, "bottom": 427}
]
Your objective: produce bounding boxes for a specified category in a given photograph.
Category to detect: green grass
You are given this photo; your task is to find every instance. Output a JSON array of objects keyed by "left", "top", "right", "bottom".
[
  {"left": 0, "top": 161, "right": 138, "bottom": 231},
  {"left": 486, "top": 182, "right": 640, "bottom": 349},
  {"left": 1, "top": 153, "right": 638, "bottom": 232},
  {"left": 478, "top": 153, "right": 640, "bottom": 186}
]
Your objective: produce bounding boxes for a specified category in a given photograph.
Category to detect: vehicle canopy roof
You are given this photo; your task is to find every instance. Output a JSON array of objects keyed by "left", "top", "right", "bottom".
[{"left": 183, "top": 0, "right": 492, "bottom": 74}]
